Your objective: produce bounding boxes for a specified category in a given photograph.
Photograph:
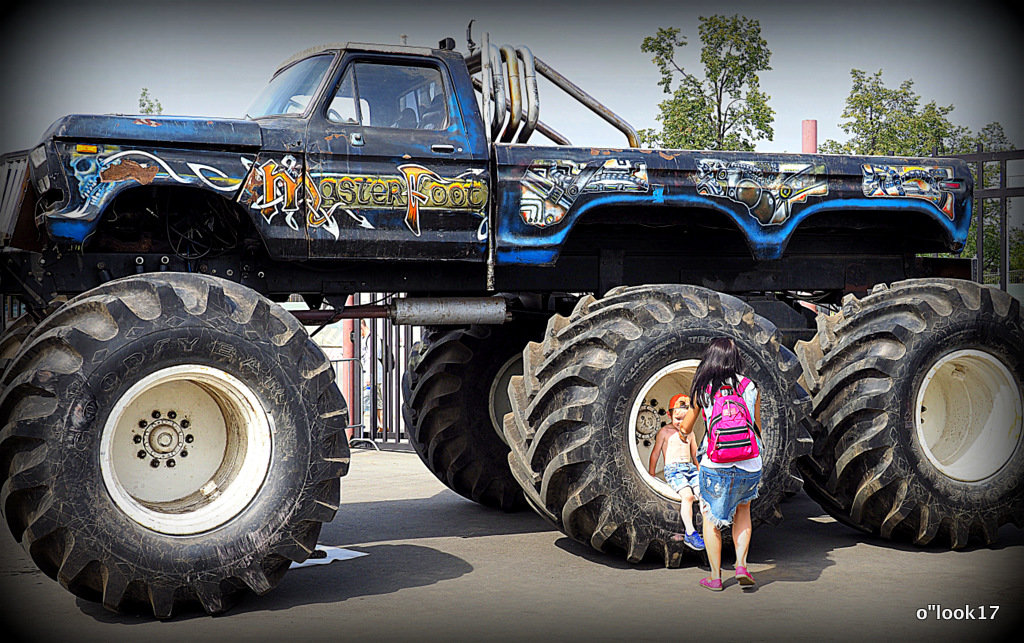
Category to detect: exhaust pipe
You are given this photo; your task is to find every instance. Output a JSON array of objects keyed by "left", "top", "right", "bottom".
[{"left": 292, "top": 297, "right": 510, "bottom": 326}]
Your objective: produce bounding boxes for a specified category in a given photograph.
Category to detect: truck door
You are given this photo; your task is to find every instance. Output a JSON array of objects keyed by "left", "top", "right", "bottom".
[{"left": 305, "top": 54, "right": 489, "bottom": 260}]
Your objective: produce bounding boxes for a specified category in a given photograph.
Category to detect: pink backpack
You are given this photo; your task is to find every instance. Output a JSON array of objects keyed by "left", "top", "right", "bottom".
[{"left": 703, "top": 377, "right": 759, "bottom": 463}]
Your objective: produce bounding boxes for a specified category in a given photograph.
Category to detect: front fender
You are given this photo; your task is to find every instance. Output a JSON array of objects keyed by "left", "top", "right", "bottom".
[{"left": 41, "top": 142, "right": 255, "bottom": 244}]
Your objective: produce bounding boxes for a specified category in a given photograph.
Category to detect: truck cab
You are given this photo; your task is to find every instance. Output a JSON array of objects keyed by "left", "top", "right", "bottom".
[{"left": 244, "top": 43, "right": 491, "bottom": 261}]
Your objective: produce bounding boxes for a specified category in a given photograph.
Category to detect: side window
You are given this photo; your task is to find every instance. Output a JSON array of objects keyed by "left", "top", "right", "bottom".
[
  {"left": 327, "top": 61, "right": 450, "bottom": 131},
  {"left": 325, "top": 68, "right": 364, "bottom": 123}
]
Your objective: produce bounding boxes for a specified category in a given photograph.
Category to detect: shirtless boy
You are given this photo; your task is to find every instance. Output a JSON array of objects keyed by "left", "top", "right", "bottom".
[{"left": 648, "top": 394, "right": 705, "bottom": 551}]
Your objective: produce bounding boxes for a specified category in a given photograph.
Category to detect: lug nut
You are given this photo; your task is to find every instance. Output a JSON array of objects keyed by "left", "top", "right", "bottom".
[
  {"left": 181, "top": 420, "right": 190, "bottom": 429},
  {"left": 181, "top": 450, "right": 188, "bottom": 458},
  {"left": 138, "top": 420, "right": 147, "bottom": 428},
  {"left": 150, "top": 459, "right": 160, "bottom": 468},
  {"left": 152, "top": 410, "right": 161, "bottom": 419},
  {"left": 167, "top": 459, "right": 176, "bottom": 468},
  {"left": 133, "top": 435, "right": 142, "bottom": 444},
  {"left": 185, "top": 434, "right": 194, "bottom": 443},
  {"left": 137, "top": 450, "right": 146, "bottom": 459},
  {"left": 168, "top": 411, "right": 177, "bottom": 419}
]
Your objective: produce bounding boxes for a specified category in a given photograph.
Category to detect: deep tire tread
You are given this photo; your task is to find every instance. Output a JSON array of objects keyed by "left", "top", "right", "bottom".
[
  {"left": 0, "top": 273, "right": 349, "bottom": 616},
  {"left": 506, "top": 284, "right": 813, "bottom": 567},
  {"left": 402, "top": 321, "right": 545, "bottom": 511},
  {"left": 797, "top": 278, "right": 1023, "bottom": 549}
]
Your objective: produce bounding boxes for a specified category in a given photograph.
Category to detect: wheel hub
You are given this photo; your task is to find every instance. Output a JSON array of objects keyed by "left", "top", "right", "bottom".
[
  {"left": 915, "top": 348, "right": 1022, "bottom": 482},
  {"left": 489, "top": 354, "right": 524, "bottom": 445},
  {"left": 100, "top": 365, "right": 273, "bottom": 535},
  {"left": 628, "top": 359, "right": 702, "bottom": 501},
  {"left": 143, "top": 418, "right": 186, "bottom": 457}
]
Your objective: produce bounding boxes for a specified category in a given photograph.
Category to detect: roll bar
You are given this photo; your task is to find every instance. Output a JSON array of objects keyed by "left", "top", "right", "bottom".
[{"left": 465, "top": 34, "right": 639, "bottom": 148}]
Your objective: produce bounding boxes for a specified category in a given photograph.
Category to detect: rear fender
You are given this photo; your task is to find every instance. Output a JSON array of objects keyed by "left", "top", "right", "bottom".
[{"left": 493, "top": 146, "right": 973, "bottom": 265}]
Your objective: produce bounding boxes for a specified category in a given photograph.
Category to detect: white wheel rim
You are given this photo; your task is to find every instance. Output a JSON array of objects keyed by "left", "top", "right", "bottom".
[
  {"left": 100, "top": 365, "right": 274, "bottom": 534},
  {"left": 489, "top": 353, "right": 522, "bottom": 445},
  {"left": 628, "top": 359, "right": 702, "bottom": 501},
  {"left": 915, "top": 349, "right": 1023, "bottom": 482}
]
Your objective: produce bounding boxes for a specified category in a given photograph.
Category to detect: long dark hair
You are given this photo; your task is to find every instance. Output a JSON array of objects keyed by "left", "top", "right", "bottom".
[{"left": 690, "top": 337, "right": 745, "bottom": 408}]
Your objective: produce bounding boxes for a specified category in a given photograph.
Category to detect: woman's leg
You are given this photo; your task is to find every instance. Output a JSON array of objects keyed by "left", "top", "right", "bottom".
[
  {"left": 732, "top": 501, "right": 752, "bottom": 568},
  {"left": 701, "top": 506, "right": 722, "bottom": 579}
]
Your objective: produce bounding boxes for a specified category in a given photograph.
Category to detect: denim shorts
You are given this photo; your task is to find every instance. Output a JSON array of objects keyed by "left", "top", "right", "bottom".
[
  {"left": 698, "top": 466, "right": 761, "bottom": 529},
  {"left": 663, "top": 462, "right": 698, "bottom": 493}
]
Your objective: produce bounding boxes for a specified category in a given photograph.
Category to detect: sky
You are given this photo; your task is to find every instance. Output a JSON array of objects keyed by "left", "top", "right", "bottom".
[{"left": 0, "top": 0, "right": 1021, "bottom": 156}]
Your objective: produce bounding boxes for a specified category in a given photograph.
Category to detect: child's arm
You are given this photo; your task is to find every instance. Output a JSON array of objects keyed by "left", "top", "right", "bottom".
[
  {"left": 689, "top": 429, "right": 699, "bottom": 467},
  {"left": 648, "top": 428, "right": 668, "bottom": 475}
]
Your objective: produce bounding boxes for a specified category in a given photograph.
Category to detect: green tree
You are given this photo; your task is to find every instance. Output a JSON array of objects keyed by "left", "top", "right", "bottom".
[
  {"left": 819, "top": 69, "right": 972, "bottom": 156},
  {"left": 138, "top": 87, "right": 163, "bottom": 115},
  {"left": 822, "top": 70, "right": 1021, "bottom": 284},
  {"left": 640, "top": 15, "right": 774, "bottom": 151}
]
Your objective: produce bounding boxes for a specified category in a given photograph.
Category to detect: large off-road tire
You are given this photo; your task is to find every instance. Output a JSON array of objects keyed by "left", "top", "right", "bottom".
[
  {"left": 795, "top": 279, "right": 1023, "bottom": 548},
  {"left": 0, "top": 273, "right": 349, "bottom": 617},
  {"left": 402, "top": 322, "right": 544, "bottom": 510},
  {"left": 0, "top": 314, "right": 38, "bottom": 377},
  {"left": 505, "top": 285, "right": 812, "bottom": 567}
]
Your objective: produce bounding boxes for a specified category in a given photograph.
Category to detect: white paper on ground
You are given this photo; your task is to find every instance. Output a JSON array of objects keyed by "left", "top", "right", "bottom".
[{"left": 290, "top": 546, "right": 368, "bottom": 569}]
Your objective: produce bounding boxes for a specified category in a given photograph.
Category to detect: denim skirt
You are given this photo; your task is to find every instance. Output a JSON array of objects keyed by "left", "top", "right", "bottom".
[{"left": 698, "top": 465, "right": 761, "bottom": 529}]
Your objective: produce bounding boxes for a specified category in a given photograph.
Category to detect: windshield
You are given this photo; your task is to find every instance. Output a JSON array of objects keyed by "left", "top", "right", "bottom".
[{"left": 246, "top": 54, "right": 334, "bottom": 118}]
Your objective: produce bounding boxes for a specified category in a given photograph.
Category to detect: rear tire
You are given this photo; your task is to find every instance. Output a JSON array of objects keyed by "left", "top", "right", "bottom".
[
  {"left": 505, "top": 285, "right": 812, "bottom": 567},
  {"left": 402, "top": 323, "right": 544, "bottom": 510},
  {"left": 0, "top": 273, "right": 349, "bottom": 616},
  {"left": 795, "top": 279, "right": 1023, "bottom": 548}
]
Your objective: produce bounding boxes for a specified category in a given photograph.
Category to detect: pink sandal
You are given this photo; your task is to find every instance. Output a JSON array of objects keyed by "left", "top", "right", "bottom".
[
  {"left": 735, "top": 566, "right": 755, "bottom": 586},
  {"left": 699, "top": 577, "right": 723, "bottom": 591}
]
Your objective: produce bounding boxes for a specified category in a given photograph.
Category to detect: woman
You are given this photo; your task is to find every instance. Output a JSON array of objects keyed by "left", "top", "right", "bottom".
[{"left": 675, "top": 337, "right": 761, "bottom": 591}]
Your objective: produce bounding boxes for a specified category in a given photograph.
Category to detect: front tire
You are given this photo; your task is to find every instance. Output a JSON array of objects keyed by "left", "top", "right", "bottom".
[
  {"left": 0, "top": 313, "right": 37, "bottom": 377},
  {"left": 795, "top": 279, "right": 1023, "bottom": 548},
  {"left": 0, "top": 273, "right": 349, "bottom": 616},
  {"left": 504, "top": 285, "right": 812, "bottom": 567}
]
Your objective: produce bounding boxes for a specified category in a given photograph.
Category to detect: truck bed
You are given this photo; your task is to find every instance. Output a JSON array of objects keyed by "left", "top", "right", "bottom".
[{"left": 494, "top": 144, "right": 972, "bottom": 265}]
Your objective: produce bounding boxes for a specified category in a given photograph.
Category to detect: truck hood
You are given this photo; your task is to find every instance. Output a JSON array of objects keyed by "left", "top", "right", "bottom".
[{"left": 41, "top": 114, "right": 263, "bottom": 149}]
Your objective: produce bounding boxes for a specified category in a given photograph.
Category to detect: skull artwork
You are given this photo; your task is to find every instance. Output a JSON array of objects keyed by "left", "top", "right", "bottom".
[{"left": 71, "top": 155, "right": 115, "bottom": 210}]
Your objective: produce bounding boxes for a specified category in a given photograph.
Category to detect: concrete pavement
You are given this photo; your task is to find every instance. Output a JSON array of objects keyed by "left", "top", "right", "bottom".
[{"left": 1, "top": 448, "right": 1020, "bottom": 641}]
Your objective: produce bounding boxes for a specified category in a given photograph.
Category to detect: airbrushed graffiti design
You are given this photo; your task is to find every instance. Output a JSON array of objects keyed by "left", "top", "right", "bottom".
[
  {"left": 240, "top": 157, "right": 489, "bottom": 240},
  {"left": 239, "top": 155, "right": 330, "bottom": 235},
  {"left": 862, "top": 164, "right": 958, "bottom": 220},
  {"left": 311, "top": 164, "right": 488, "bottom": 238},
  {"left": 66, "top": 147, "right": 246, "bottom": 218},
  {"left": 695, "top": 159, "right": 828, "bottom": 226},
  {"left": 519, "top": 159, "right": 649, "bottom": 228}
]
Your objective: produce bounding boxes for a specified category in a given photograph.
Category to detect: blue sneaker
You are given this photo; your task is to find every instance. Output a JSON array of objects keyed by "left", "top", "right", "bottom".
[{"left": 683, "top": 531, "right": 705, "bottom": 551}]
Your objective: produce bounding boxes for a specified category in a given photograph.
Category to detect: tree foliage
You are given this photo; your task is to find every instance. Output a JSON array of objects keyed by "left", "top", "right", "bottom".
[
  {"left": 823, "top": 70, "right": 1021, "bottom": 284},
  {"left": 138, "top": 88, "right": 163, "bottom": 115},
  {"left": 819, "top": 69, "right": 977, "bottom": 156},
  {"left": 640, "top": 15, "right": 774, "bottom": 151}
]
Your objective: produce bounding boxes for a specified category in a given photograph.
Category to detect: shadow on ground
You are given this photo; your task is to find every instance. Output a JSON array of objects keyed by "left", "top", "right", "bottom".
[
  {"left": 552, "top": 490, "right": 848, "bottom": 584},
  {"left": 77, "top": 543, "right": 472, "bottom": 623},
  {"left": 322, "top": 490, "right": 555, "bottom": 545}
]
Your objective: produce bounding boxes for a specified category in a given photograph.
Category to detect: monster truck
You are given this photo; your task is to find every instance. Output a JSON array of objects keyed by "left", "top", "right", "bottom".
[{"left": 1, "top": 32, "right": 1020, "bottom": 616}]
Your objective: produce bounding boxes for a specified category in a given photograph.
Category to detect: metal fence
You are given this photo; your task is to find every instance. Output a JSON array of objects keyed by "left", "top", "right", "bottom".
[
  {"left": 951, "top": 145, "right": 1024, "bottom": 295},
  {"left": 309, "top": 294, "right": 422, "bottom": 451}
]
